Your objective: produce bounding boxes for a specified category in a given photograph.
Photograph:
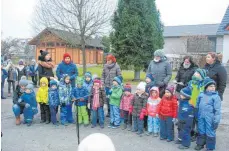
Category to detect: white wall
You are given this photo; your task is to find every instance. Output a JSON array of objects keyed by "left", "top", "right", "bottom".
[
  {"left": 216, "top": 36, "right": 224, "bottom": 53},
  {"left": 222, "top": 35, "right": 229, "bottom": 63},
  {"left": 163, "top": 37, "right": 187, "bottom": 54}
]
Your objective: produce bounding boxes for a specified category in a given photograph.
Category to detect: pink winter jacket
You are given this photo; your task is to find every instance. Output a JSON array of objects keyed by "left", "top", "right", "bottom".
[
  {"left": 120, "top": 93, "right": 134, "bottom": 111},
  {"left": 147, "top": 87, "right": 161, "bottom": 117}
]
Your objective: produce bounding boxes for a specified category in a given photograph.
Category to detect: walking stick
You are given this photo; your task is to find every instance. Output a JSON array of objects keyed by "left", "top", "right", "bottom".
[{"left": 75, "top": 99, "right": 80, "bottom": 145}]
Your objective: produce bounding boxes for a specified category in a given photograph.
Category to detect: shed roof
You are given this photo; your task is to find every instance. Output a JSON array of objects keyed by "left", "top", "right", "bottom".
[{"left": 217, "top": 5, "right": 229, "bottom": 35}]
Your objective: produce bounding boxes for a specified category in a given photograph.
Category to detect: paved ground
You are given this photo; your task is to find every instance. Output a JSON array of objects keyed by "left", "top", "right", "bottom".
[{"left": 1, "top": 84, "right": 229, "bottom": 151}]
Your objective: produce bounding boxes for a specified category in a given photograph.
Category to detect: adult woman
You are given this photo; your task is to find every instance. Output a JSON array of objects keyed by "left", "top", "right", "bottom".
[
  {"left": 174, "top": 56, "right": 198, "bottom": 93},
  {"left": 204, "top": 52, "right": 227, "bottom": 100},
  {"left": 38, "top": 50, "right": 54, "bottom": 84},
  {"left": 101, "top": 54, "right": 122, "bottom": 117},
  {"left": 147, "top": 49, "right": 172, "bottom": 97}
]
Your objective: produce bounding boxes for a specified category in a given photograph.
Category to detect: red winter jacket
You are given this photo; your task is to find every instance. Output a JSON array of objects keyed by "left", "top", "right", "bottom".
[
  {"left": 157, "top": 95, "right": 178, "bottom": 118},
  {"left": 120, "top": 93, "right": 134, "bottom": 111}
]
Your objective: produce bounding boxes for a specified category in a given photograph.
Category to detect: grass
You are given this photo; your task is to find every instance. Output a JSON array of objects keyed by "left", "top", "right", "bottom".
[{"left": 78, "top": 65, "right": 175, "bottom": 85}]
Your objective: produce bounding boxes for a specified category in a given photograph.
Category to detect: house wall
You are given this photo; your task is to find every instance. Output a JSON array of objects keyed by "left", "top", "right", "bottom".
[
  {"left": 216, "top": 36, "right": 224, "bottom": 53},
  {"left": 222, "top": 35, "right": 229, "bottom": 63},
  {"left": 163, "top": 37, "right": 187, "bottom": 55}
]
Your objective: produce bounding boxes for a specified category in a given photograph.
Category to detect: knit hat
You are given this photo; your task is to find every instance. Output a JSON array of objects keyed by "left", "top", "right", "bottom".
[
  {"left": 40, "top": 50, "right": 49, "bottom": 57},
  {"left": 84, "top": 71, "right": 92, "bottom": 78},
  {"left": 26, "top": 84, "right": 34, "bottom": 91},
  {"left": 180, "top": 86, "right": 192, "bottom": 99},
  {"left": 18, "top": 59, "right": 24, "bottom": 65},
  {"left": 63, "top": 53, "right": 71, "bottom": 61},
  {"left": 76, "top": 77, "right": 84, "bottom": 85},
  {"left": 166, "top": 85, "right": 175, "bottom": 95},
  {"left": 31, "top": 59, "right": 36, "bottom": 63},
  {"left": 154, "top": 49, "right": 165, "bottom": 57},
  {"left": 195, "top": 68, "right": 207, "bottom": 80},
  {"left": 146, "top": 73, "right": 154, "bottom": 82},
  {"left": 20, "top": 76, "right": 27, "bottom": 80},
  {"left": 19, "top": 79, "right": 28, "bottom": 87},
  {"left": 94, "top": 78, "right": 102, "bottom": 86},
  {"left": 50, "top": 80, "right": 58, "bottom": 87},
  {"left": 137, "top": 82, "right": 146, "bottom": 91},
  {"left": 124, "top": 83, "right": 132, "bottom": 92},
  {"left": 204, "top": 77, "right": 216, "bottom": 90},
  {"left": 113, "top": 76, "right": 123, "bottom": 85},
  {"left": 78, "top": 133, "right": 116, "bottom": 151},
  {"left": 106, "top": 54, "right": 116, "bottom": 63}
]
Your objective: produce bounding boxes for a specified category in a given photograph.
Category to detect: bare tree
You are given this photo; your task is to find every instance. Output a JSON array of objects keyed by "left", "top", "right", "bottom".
[
  {"left": 1, "top": 38, "right": 21, "bottom": 58},
  {"left": 32, "top": 0, "right": 113, "bottom": 73}
]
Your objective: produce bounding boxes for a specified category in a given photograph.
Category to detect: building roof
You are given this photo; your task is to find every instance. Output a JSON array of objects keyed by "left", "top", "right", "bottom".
[
  {"left": 29, "top": 27, "right": 104, "bottom": 48},
  {"left": 217, "top": 6, "right": 229, "bottom": 35},
  {"left": 163, "top": 24, "right": 220, "bottom": 37}
]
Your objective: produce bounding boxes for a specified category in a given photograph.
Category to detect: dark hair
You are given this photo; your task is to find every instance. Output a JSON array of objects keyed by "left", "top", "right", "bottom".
[
  {"left": 207, "top": 52, "right": 218, "bottom": 61},
  {"left": 181, "top": 55, "right": 196, "bottom": 67}
]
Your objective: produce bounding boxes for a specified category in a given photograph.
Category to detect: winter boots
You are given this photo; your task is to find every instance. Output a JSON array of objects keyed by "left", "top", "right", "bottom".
[{"left": 15, "top": 116, "right": 21, "bottom": 125}]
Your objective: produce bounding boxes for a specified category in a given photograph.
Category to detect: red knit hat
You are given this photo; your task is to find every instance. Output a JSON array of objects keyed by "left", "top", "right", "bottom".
[
  {"left": 94, "top": 79, "right": 101, "bottom": 86},
  {"left": 106, "top": 54, "right": 116, "bottom": 63},
  {"left": 63, "top": 53, "right": 71, "bottom": 61}
]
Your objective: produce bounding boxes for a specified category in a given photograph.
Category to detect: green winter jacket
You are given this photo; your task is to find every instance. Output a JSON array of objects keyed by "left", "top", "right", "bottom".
[
  {"left": 109, "top": 86, "right": 123, "bottom": 107},
  {"left": 188, "top": 80, "right": 204, "bottom": 107}
]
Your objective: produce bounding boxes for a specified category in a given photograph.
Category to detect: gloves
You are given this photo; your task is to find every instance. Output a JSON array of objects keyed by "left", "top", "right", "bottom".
[
  {"left": 25, "top": 103, "right": 30, "bottom": 108},
  {"left": 172, "top": 118, "right": 177, "bottom": 123},
  {"left": 129, "top": 106, "right": 133, "bottom": 114},
  {"left": 173, "top": 80, "right": 177, "bottom": 83},
  {"left": 177, "top": 82, "right": 184, "bottom": 86},
  {"left": 61, "top": 103, "right": 66, "bottom": 107},
  {"left": 139, "top": 108, "right": 147, "bottom": 120},
  {"left": 213, "top": 123, "right": 218, "bottom": 130}
]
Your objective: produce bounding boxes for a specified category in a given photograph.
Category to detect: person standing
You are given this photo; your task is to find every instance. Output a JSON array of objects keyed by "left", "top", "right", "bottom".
[
  {"left": 204, "top": 52, "right": 227, "bottom": 100},
  {"left": 56, "top": 53, "right": 78, "bottom": 87},
  {"left": 147, "top": 49, "right": 172, "bottom": 97},
  {"left": 29, "top": 59, "right": 38, "bottom": 87},
  {"left": 101, "top": 54, "right": 122, "bottom": 117},
  {"left": 1, "top": 63, "right": 8, "bottom": 99},
  {"left": 174, "top": 56, "right": 198, "bottom": 93},
  {"left": 17, "top": 59, "right": 27, "bottom": 82},
  {"left": 7, "top": 63, "right": 17, "bottom": 97}
]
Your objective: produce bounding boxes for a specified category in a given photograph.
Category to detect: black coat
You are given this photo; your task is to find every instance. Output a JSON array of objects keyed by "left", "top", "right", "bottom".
[
  {"left": 204, "top": 60, "right": 227, "bottom": 100},
  {"left": 175, "top": 64, "right": 198, "bottom": 92},
  {"left": 13, "top": 85, "right": 25, "bottom": 113},
  {"left": 38, "top": 64, "right": 54, "bottom": 80}
]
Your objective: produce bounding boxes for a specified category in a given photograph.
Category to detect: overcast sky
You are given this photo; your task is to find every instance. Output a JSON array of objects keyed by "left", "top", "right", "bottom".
[{"left": 1, "top": 0, "right": 229, "bottom": 39}]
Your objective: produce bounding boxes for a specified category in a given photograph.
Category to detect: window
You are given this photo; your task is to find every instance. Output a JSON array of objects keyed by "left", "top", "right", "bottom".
[
  {"left": 46, "top": 42, "right": 55, "bottom": 47},
  {"left": 56, "top": 42, "right": 60, "bottom": 46},
  {"left": 61, "top": 43, "right": 66, "bottom": 47}
]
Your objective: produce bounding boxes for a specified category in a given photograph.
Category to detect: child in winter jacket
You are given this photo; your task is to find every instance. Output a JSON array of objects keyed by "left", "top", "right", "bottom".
[
  {"left": 29, "top": 59, "right": 38, "bottom": 86},
  {"left": 145, "top": 73, "right": 156, "bottom": 95},
  {"left": 19, "top": 84, "right": 38, "bottom": 126},
  {"left": 195, "top": 78, "right": 221, "bottom": 151},
  {"left": 17, "top": 59, "right": 27, "bottom": 82},
  {"left": 7, "top": 63, "right": 17, "bottom": 97},
  {"left": 157, "top": 85, "right": 178, "bottom": 142},
  {"left": 72, "top": 77, "right": 89, "bottom": 126},
  {"left": 59, "top": 74, "right": 74, "bottom": 125},
  {"left": 108, "top": 76, "right": 123, "bottom": 129},
  {"left": 88, "top": 78, "right": 106, "bottom": 128},
  {"left": 146, "top": 87, "right": 161, "bottom": 137},
  {"left": 120, "top": 83, "right": 134, "bottom": 130},
  {"left": 36, "top": 77, "right": 50, "bottom": 124},
  {"left": 1, "top": 63, "right": 8, "bottom": 99},
  {"left": 83, "top": 72, "right": 93, "bottom": 94},
  {"left": 48, "top": 80, "right": 60, "bottom": 125},
  {"left": 130, "top": 82, "right": 148, "bottom": 137},
  {"left": 175, "top": 86, "right": 194, "bottom": 149},
  {"left": 188, "top": 68, "right": 207, "bottom": 139}
]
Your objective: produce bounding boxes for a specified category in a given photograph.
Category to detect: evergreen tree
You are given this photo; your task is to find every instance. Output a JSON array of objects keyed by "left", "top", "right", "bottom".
[{"left": 111, "top": 0, "right": 164, "bottom": 80}]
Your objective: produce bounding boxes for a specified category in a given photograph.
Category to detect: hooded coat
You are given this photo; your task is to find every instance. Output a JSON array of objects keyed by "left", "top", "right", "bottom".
[
  {"left": 120, "top": 93, "right": 134, "bottom": 111},
  {"left": 48, "top": 88, "right": 60, "bottom": 106},
  {"left": 58, "top": 75, "right": 73, "bottom": 105},
  {"left": 89, "top": 87, "right": 106, "bottom": 107},
  {"left": 36, "top": 77, "right": 49, "bottom": 104},
  {"left": 147, "top": 87, "right": 161, "bottom": 117},
  {"left": 204, "top": 60, "right": 227, "bottom": 100},
  {"left": 157, "top": 95, "right": 178, "bottom": 118},
  {"left": 20, "top": 91, "right": 37, "bottom": 110},
  {"left": 131, "top": 92, "right": 148, "bottom": 117},
  {"left": 147, "top": 57, "right": 172, "bottom": 88}
]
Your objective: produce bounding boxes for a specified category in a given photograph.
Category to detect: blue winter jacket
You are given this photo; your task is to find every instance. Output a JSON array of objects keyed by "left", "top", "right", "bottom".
[
  {"left": 56, "top": 61, "right": 78, "bottom": 87},
  {"left": 145, "top": 81, "right": 156, "bottom": 95},
  {"left": 48, "top": 88, "right": 60, "bottom": 106},
  {"left": 20, "top": 92, "right": 38, "bottom": 111},
  {"left": 196, "top": 91, "right": 221, "bottom": 124},
  {"left": 83, "top": 80, "right": 93, "bottom": 94},
  {"left": 29, "top": 65, "right": 38, "bottom": 76},
  {"left": 178, "top": 99, "right": 194, "bottom": 121},
  {"left": 1, "top": 68, "right": 8, "bottom": 82},
  {"left": 58, "top": 77, "right": 73, "bottom": 105},
  {"left": 72, "top": 86, "right": 89, "bottom": 106}
]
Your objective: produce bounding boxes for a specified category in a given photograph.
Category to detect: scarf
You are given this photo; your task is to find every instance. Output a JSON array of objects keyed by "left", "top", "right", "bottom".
[
  {"left": 107, "top": 63, "right": 116, "bottom": 69},
  {"left": 92, "top": 86, "right": 100, "bottom": 110},
  {"left": 183, "top": 63, "right": 191, "bottom": 69},
  {"left": 39, "top": 61, "right": 55, "bottom": 69}
]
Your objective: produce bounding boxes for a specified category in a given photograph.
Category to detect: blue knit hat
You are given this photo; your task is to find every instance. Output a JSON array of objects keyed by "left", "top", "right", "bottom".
[
  {"left": 113, "top": 76, "right": 123, "bottom": 85},
  {"left": 19, "top": 79, "right": 28, "bottom": 86},
  {"left": 204, "top": 77, "right": 216, "bottom": 90},
  {"left": 26, "top": 84, "right": 34, "bottom": 92},
  {"left": 154, "top": 49, "right": 165, "bottom": 57},
  {"left": 84, "top": 71, "right": 92, "bottom": 78},
  {"left": 180, "top": 86, "right": 192, "bottom": 99},
  {"left": 50, "top": 80, "right": 58, "bottom": 87},
  {"left": 195, "top": 68, "right": 207, "bottom": 80},
  {"left": 146, "top": 73, "right": 154, "bottom": 82},
  {"left": 124, "top": 83, "right": 132, "bottom": 92}
]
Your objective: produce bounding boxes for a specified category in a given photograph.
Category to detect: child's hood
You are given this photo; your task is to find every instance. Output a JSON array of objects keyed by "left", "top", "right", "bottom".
[
  {"left": 60, "top": 74, "right": 70, "bottom": 85},
  {"left": 40, "top": 77, "right": 48, "bottom": 88},
  {"left": 149, "top": 87, "right": 160, "bottom": 99}
]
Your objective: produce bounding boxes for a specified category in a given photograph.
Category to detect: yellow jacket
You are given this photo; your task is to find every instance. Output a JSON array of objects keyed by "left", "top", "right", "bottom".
[{"left": 36, "top": 77, "right": 49, "bottom": 104}]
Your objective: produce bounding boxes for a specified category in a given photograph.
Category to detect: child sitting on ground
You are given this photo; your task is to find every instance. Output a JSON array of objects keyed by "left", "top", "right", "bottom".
[
  {"left": 120, "top": 83, "right": 134, "bottom": 130},
  {"left": 146, "top": 87, "right": 161, "bottom": 137},
  {"left": 195, "top": 78, "right": 221, "bottom": 151},
  {"left": 157, "top": 85, "right": 178, "bottom": 142}
]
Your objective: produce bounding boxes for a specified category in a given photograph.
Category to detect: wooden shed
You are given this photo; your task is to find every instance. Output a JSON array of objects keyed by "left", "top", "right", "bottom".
[{"left": 28, "top": 27, "right": 104, "bottom": 65}]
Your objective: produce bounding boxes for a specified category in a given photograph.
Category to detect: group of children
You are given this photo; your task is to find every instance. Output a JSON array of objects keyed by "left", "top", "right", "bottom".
[{"left": 12, "top": 67, "right": 221, "bottom": 151}]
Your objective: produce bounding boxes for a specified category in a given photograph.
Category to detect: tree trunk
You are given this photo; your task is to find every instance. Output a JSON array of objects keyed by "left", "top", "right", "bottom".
[
  {"left": 133, "top": 70, "right": 140, "bottom": 81},
  {"left": 81, "top": 38, "right": 87, "bottom": 74}
]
